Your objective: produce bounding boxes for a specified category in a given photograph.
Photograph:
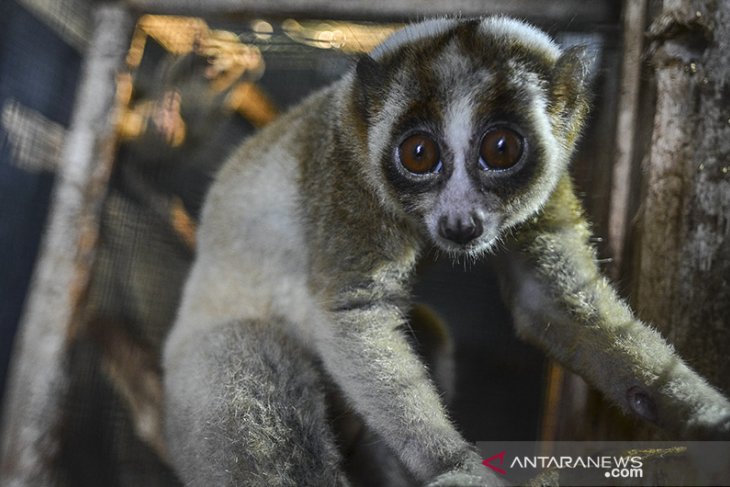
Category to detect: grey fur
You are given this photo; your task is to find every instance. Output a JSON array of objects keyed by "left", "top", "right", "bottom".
[{"left": 163, "top": 17, "right": 730, "bottom": 487}]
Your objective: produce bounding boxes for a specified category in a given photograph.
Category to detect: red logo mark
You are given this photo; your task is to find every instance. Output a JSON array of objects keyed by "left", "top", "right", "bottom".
[{"left": 482, "top": 451, "right": 507, "bottom": 475}]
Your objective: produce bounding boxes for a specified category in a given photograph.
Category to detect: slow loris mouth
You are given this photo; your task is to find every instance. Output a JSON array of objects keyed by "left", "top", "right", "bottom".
[{"left": 431, "top": 234, "right": 500, "bottom": 259}]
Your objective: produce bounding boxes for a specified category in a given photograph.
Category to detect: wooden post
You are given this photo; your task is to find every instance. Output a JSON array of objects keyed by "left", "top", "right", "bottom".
[
  {"left": 608, "top": 0, "right": 649, "bottom": 279},
  {"left": 0, "top": 5, "right": 133, "bottom": 484},
  {"left": 636, "top": 0, "right": 730, "bottom": 395}
]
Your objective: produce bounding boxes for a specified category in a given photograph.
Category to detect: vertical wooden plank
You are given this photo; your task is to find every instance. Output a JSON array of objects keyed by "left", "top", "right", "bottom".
[
  {"left": 608, "top": 0, "right": 648, "bottom": 278},
  {"left": 0, "top": 5, "right": 133, "bottom": 485},
  {"left": 636, "top": 0, "right": 730, "bottom": 394}
]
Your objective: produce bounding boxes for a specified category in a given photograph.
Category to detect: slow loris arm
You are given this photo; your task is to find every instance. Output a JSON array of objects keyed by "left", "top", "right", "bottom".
[
  {"left": 499, "top": 175, "right": 730, "bottom": 439},
  {"left": 312, "top": 253, "right": 498, "bottom": 485}
]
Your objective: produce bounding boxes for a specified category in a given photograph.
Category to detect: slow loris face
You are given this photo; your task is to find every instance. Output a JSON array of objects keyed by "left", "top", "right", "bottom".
[{"left": 354, "top": 17, "right": 589, "bottom": 257}]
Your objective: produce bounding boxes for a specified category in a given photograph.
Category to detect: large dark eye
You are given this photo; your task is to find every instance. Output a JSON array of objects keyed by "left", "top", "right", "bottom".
[
  {"left": 398, "top": 134, "right": 441, "bottom": 174},
  {"left": 479, "top": 127, "right": 524, "bottom": 170}
]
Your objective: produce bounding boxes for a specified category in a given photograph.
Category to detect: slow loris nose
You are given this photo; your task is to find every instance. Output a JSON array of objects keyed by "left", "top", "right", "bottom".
[{"left": 438, "top": 214, "right": 483, "bottom": 245}]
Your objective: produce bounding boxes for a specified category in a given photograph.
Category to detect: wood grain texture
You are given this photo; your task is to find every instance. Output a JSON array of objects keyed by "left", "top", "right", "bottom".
[{"left": 637, "top": 0, "right": 730, "bottom": 395}]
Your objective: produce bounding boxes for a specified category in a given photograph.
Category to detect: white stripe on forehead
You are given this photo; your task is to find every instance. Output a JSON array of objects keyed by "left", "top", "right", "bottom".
[
  {"left": 434, "top": 41, "right": 488, "bottom": 173},
  {"left": 479, "top": 17, "right": 561, "bottom": 61},
  {"left": 371, "top": 18, "right": 459, "bottom": 61},
  {"left": 444, "top": 93, "right": 476, "bottom": 162}
]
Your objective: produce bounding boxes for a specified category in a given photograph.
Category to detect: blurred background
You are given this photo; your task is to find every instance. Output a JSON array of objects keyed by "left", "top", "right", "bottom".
[{"left": 1, "top": 1, "right": 729, "bottom": 485}]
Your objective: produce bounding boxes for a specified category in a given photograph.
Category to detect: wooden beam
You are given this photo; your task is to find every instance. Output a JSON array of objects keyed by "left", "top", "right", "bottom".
[
  {"left": 636, "top": 0, "right": 730, "bottom": 393},
  {"left": 0, "top": 5, "right": 134, "bottom": 484},
  {"left": 127, "top": 0, "right": 620, "bottom": 27}
]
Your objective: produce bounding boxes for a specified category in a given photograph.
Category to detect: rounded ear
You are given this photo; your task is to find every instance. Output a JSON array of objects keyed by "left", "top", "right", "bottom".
[
  {"left": 551, "top": 45, "right": 593, "bottom": 107},
  {"left": 356, "top": 54, "right": 385, "bottom": 89},
  {"left": 549, "top": 46, "right": 594, "bottom": 143},
  {"left": 354, "top": 55, "right": 386, "bottom": 121}
]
